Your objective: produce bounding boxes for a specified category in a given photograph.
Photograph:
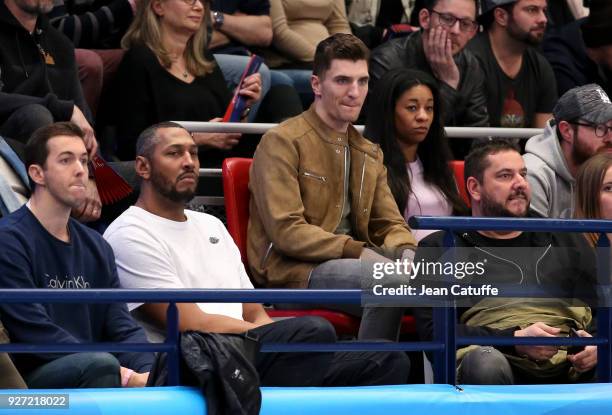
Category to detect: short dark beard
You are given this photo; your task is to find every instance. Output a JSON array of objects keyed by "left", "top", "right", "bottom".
[
  {"left": 480, "top": 191, "right": 529, "bottom": 218},
  {"left": 507, "top": 18, "right": 544, "bottom": 47},
  {"left": 571, "top": 140, "right": 592, "bottom": 165},
  {"left": 150, "top": 168, "right": 197, "bottom": 204}
]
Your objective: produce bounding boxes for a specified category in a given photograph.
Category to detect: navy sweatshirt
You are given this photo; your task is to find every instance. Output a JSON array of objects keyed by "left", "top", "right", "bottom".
[{"left": 0, "top": 206, "right": 153, "bottom": 375}]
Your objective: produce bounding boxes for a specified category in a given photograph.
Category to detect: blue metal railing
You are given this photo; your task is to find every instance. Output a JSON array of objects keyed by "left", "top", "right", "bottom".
[{"left": 0, "top": 217, "right": 610, "bottom": 386}]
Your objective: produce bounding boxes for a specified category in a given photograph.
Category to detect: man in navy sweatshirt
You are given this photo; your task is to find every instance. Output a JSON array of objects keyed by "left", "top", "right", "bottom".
[{"left": 0, "top": 122, "right": 152, "bottom": 388}]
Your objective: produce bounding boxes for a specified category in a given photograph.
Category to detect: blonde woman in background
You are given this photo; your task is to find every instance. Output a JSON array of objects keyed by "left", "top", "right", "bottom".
[{"left": 110, "top": 0, "right": 262, "bottom": 162}]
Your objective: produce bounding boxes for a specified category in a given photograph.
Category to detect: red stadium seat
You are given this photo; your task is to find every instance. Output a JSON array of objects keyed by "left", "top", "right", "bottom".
[
  {"left": 222, "top": 157, "right": 415, "bottom": 337},
  {"left": 449, "top": 160, "right": 470, "bottom": 207}
]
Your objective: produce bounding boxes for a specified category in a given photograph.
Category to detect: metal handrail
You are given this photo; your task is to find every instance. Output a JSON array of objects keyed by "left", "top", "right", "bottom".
[
  {"left": 0, "top": 288, "right": 361, "bottom": 303},
  {"left": 176, "top": 121, "right": 543, "bottom": 139}
]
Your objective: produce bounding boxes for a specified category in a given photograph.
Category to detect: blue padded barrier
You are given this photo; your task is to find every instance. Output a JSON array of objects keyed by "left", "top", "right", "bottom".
[
  {"left": 262, "top": 384, "right": 612, "bottom": 415},
  {"left": 3, "top": 384, "right": 612, "bottom": 415},
  {"left": 0, "top": 387, "right": 204, "bottom": 414}
]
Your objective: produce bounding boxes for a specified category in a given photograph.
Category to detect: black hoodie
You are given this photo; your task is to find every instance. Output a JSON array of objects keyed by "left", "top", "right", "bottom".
[
  {"left": 0, "top": 1, "right": 89, "bottom": 126},
  {"left": 543, "top": 18, "right": 611, "bottom": 97}
]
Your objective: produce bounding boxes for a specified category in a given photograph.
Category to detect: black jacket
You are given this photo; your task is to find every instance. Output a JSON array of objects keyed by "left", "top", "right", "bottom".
[
  {"left": 413, "top": 229, "right": 597, "bottom": 342},
  {"left": 0, "top": 1, "right": 89, "bottom": 125},
  {"left": 148, "top": 331, "right": 261, "bottom": 415},
  {"left": 369, "top": 30, "right": 489, "bottom": 128},
  {"left": 543, "top": 18, "right": 611, "bottom": 97}
]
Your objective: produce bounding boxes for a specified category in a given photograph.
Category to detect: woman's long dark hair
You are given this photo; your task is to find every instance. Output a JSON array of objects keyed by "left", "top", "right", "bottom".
[{"left": 364, "top": 68, "right": 467, "bottom": 215}]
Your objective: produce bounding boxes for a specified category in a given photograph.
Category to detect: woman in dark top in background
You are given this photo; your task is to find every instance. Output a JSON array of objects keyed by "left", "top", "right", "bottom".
[
  {"left": 364, "top": 68, "right": 467, "bottom": 241},
  {"left": 111, "top": 0, "right": 261, "bottom": 161}
]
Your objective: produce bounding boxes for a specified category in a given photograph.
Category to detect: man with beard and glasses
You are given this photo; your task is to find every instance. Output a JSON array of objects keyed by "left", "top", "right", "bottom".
[
  {"left": 467, "top": 0, "right": 557, "bottom": 128},
  {"left": 0, "top": 122, "right": 153, "bottom": 388},
  {"left": 524, "top": 83, "right": 612, "bottom": 218},
  {"left": 103, "top": 121, "right": 411, "bottom": 387},
  {"left": 413, "top": 139, "right": 598, "bottom": 384},
  {"left": 0, "top": 0, "right": 97, "bottom": 155}
]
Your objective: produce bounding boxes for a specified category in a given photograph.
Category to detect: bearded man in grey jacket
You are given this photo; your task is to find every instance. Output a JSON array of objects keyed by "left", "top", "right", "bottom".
[{"left": 523, "top": 84, "right": 612, "bottom": 218}]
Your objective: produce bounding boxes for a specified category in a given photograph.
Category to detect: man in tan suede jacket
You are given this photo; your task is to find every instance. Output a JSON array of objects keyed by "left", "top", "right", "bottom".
[{"left": 248, "top": 33, "right": 417, "bottom": 341}]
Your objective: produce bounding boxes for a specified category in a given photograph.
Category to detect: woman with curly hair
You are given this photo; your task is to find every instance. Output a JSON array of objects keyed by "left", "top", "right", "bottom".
[{"left": 364, "top": 68, "right": 467, "bottom": 241}]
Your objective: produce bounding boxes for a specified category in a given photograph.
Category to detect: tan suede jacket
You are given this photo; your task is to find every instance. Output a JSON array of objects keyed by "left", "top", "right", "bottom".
[{"left": 247, "top": 106, "right": 416, "bottom": 288}]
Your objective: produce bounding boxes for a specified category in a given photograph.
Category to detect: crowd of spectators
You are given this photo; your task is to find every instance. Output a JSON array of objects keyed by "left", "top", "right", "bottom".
[{"left": 2, "top": 0, "right": 612, "bottom": 394}]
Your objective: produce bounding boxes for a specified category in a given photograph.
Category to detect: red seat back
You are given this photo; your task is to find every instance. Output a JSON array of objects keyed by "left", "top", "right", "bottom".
[
  {"left": 449, "top": 160, "right": 470, "bottom": 207},
  {"left": 222, "top": 158, "right": 253, "bottom": 265}
]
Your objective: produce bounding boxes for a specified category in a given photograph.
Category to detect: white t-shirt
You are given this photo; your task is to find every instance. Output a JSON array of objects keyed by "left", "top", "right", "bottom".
[{"left": 103, "top": 206, "right": 253, "bottom": 321}]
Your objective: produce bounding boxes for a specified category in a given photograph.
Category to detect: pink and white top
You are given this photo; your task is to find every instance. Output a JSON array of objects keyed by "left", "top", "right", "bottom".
[{"left": 403, "top": 158, "right": 452, "bottom": 242}]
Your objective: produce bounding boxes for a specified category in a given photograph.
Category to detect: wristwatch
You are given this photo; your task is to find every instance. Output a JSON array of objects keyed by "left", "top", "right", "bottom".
[{"left": 212, "top": 11, "right": 224, "bottom": 30}]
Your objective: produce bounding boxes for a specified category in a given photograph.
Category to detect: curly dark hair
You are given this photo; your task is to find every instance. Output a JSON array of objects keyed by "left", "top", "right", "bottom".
[{"left": 364, "top": 68, "right": 468, "bottom": 215}]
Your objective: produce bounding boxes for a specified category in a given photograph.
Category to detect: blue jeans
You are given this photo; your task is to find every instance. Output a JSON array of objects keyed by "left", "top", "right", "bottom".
[
  {"left": 214, "top": 54, "right": 271, "bottom": 122},
  {"left": 270, "top": 69, "right": 314, "bottom": 107},
  {"left": 25, "top": 352, "right": 121, "bottom": 388}
]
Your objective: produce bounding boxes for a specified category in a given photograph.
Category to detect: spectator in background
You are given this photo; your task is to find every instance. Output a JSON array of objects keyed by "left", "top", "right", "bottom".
[
  {"left": 208, "top": 0, "right": 272, "bottom": 56},
  {"left": 524, "top": 84, "right": 612, "bottom": 218},
  {"left": 49, "top": 0, "right": 135, "bottom": 49},
  {"left": 111, "top": 0, "right": 262, "bottom": 162},
  {"left": 0, "top": 122, "right": 152, "bottom": 388},
  {"left": 543, "top": 0, "right": 611, "bottom": 96},
  {"left": 208, "top": 0, "right": 282, "bottom": 122},
  {"left": 347, "top": 0, "right": 414, "bottom": 28},
  {"left": 369, "top": 0, "right": 488, "bottom": 158},
  {"left": 364, "top": 68, "right": 467, "bottom": 241},
  {"left": 262, "top": 0, "right": 352, "bottom": 105},
  {"left": 469, "top": 0, "right": 557, "bottom": 129},
  {"left": 574, "top": 152, "right": 612, "bottom": 246},
  {"left": 346, "top": 0, "right": 416, "bottom": 49},
  {"left": 48, "top": 0, "right": 137, "bottom": 117},
  {"left": 546, "top": 0, "right": 587, "bottom": 29},
  {"left": 0, "top": 0, "right": 97, "bottom": 155}
]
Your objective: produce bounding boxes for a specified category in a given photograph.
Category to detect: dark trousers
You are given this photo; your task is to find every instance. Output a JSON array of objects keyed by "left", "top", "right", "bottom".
[
  {"left": 25, "top": 352, "right": 121, "bottom": 389},
  {"left": 457, "top": 346, "right": 596, "bottom": 385},
  {"left": 0, "top": 104, "right": 54, "bottom": 144},
  {"left": 250, "top": 316, "right": 410, "bottom": 386}
]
